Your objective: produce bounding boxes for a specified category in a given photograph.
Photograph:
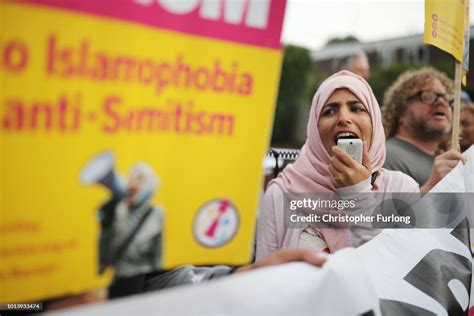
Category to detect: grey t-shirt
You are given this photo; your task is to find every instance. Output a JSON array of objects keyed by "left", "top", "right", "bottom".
[{"left": 384, "top": 137, "right": 434, "bottom": 186}]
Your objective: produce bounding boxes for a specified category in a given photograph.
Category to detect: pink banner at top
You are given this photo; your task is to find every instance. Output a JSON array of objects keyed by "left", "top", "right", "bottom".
[{"left": 15, "top": 0, "right": 286, "bottom": 49}]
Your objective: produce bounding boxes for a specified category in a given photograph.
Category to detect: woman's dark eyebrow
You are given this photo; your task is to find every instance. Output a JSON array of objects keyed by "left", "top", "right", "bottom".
[
  {"left": 347, "top": 100, "right": 363, "bottom": 105},
  {"left": 322, "top": 102, "right": 339, "bottom": 109},
  {"left": 323, "top": 100, "right": 362, "bottom": 109}
]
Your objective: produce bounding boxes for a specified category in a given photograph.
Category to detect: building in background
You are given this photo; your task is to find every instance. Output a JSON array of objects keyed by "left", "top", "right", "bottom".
[{"left": 311, "top": 25, "right": 474, "bottom": 84}]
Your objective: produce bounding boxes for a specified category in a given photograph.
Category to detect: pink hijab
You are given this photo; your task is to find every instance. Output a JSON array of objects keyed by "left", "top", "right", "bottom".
[{"left": 270, "top": 70, "right": 386, "bottom": 251}]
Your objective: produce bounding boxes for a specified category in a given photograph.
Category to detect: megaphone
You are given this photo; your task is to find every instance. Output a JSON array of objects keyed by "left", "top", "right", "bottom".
[{"left": 79, "top": 151, "right": 126, "bottom": 198}]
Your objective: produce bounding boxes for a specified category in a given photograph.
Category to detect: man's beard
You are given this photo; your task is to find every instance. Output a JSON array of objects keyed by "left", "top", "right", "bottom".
[{"left": 408, "top": 116, "right": 451, "bottom": 141}]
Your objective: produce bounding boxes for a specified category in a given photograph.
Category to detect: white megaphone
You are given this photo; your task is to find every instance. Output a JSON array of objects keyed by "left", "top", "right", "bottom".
[{"left": 79, "top": 151, "right": 126, "bottom": 198}]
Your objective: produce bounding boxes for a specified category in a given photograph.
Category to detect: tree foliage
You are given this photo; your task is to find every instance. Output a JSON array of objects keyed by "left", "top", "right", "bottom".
[
  {"left": 271, "top": 45, "right": 313, "bottom": 144},
  {"left": 325, "top": 36, "right": 360, "bottom": 46}
]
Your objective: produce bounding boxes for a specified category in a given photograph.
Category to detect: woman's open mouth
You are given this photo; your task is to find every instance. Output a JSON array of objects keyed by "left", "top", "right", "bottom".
[{"left": 334, "top": 132, "right": 359, "bottom": 145}]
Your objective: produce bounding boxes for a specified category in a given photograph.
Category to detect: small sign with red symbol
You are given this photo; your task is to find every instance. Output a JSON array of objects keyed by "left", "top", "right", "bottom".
[{"left": 193, "top": 199, "right": 239, "bottom": 248}]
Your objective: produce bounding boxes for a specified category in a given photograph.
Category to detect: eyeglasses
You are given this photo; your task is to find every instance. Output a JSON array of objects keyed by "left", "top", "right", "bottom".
[{"left": 407, "top": 91, "right": 454, "bottom": 106}]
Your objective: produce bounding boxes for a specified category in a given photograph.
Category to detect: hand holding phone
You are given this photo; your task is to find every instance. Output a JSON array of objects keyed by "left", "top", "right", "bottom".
[
  {"left": 337, "top": 138, "right": 363, "bottom": 164},
  {"left": 330, "top": 138, "right": 371, "bottom": 188}
]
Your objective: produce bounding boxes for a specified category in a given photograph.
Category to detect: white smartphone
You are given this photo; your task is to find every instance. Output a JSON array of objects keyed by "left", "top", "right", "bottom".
[{"left": 337, "top": 138, "right": 363, "bottom": 164}]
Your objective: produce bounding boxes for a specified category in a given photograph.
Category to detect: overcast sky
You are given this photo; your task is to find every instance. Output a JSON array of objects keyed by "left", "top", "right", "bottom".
[{"left": 281, "top": 0, "right": 473, "bottom": 51}]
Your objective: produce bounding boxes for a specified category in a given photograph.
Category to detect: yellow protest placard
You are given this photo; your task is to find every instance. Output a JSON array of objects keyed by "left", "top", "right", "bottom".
[
  {"left": 424, "top": 0, "right": 467, "bottom": 62},
  {"left": 0, "top": 0, "right": 286, "bottom": 303}
]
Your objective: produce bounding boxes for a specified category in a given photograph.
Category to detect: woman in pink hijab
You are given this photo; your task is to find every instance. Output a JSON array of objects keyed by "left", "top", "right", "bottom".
[{"left": 256, "top": 71, "right": 420, "bottom": 259}]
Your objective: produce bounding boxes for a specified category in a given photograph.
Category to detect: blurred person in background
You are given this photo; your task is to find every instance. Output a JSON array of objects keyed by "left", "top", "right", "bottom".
[
  {"left": 382, "top": 67, "right": 465, "bottom": 194},
  {"left": 339, "top": 52, "right": 370, "bottom": 80},
  {"left": 461, "top": 90, "right": 472, "bottom": 104},
  {"left": 460, "top": 104, "right": 474, "bottom": 152}
]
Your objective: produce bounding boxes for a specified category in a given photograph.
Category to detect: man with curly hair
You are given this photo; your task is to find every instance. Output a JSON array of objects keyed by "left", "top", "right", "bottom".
[{"left": 382, "top": 67, "right": 465, "bottom": 194}]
